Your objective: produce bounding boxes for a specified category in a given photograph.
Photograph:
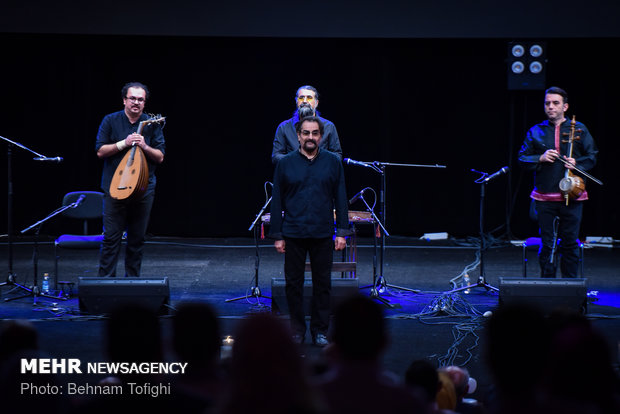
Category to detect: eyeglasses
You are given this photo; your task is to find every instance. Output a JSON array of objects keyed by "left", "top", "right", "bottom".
[
  {"left": 300, "top": 130, "right": 320, "bottom": 137},
  {"left": 297, "top": 95, "right": 315, "bottom": 102},
  {"left": 126, "top": 96, "right": 145, "bottom": 103}
]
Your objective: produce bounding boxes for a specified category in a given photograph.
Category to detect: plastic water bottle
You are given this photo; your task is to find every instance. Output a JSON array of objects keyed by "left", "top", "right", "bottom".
[
  {"left": 462, "top": 273, "right": 471, "bottom": 294},
  {"left": 42, "top": 273, "right": 50, "bottom": 294}
]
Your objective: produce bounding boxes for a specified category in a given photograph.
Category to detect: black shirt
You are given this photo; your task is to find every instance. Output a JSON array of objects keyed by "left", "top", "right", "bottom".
[
  {"left": 271, "top": 112, "right": 343, "bottom": 165},
  {"left": 518, "top": 118, "right": 597, "bottom": 194},
  {"left": 95, "top": 110, "right": 166, "bottom": 195},
  {"left": 270, "top": 149, "right": 349, "bottom": 239}
]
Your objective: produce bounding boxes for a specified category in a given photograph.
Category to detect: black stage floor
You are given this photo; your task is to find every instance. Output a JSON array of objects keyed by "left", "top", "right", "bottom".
[{"left": 1, "top": 236, "right": 619, "bottom": 402}]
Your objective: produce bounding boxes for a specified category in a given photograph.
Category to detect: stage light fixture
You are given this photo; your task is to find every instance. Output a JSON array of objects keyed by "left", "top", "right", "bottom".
[
  {"left": 511, "top": 44, "right": 525, "bottom": 57},
  {"left": 507, "top": 41, "right": 546, "bottom": 90},
  {"left": 511, "top": 61, "right": 525, "bottom": 74},
  {"left": 529, "top": 61, "right": 543, "bottom": 74},
  {"left": 529, "top": 44, "right": 543, "bottom": 57}
]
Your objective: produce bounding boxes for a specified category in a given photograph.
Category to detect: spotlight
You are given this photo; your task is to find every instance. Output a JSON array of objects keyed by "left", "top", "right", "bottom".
[
  {"left": 511, "top": 61, "right": 525, "bottom": 74},
  {"left": 529, "top": 61, "right": 543, "bottom": 74},
  {"left": 511, "top": 44, "right": 525, "bottom": 58},
  {"left": 507, "top": 41, "right": 546, "bottom": 90},
  {"left": 529, "top": 44, "right": 543, "bottom": 57}
]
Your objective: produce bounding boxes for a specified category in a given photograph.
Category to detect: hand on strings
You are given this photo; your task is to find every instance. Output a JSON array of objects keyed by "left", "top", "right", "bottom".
[{"left": 563, "top": 156, "right": 576, "bottom": 170}]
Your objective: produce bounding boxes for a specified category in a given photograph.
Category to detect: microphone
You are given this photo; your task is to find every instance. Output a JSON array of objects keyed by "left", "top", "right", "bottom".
[
  {"left": 344, "top": 158, "right": 371, "bottom": 168},
  {"left": 72, "top": 194, "right": 86, "bottom": 208},
  {"left": 33, "top": 156, "right": 64, "bottom": 162},
  {"left": 483, "top": 166, "right": 509, "bottom": 183},
  {"left": 348, "top": 188, "right": 367, "bottom": 205}
]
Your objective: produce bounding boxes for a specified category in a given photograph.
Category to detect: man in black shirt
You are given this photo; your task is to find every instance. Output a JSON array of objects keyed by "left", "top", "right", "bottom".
[
  {"left": 518, "top": 87, "right": 597, "bottom": 278},
  {"left": 270, "top": 116, "right": 349, "bottom": 346},
  {"left": 271, "top": 85, "right": 342, "bottom": 164},
  {"left": 95, "top": 82, "right": 166, "bottom": 277}
]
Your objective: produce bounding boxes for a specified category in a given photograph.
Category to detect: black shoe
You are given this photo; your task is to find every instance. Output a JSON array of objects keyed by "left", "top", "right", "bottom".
[
  {"left": 313, "top": 333, "right": 328, "bottom": 347},
  {"left": 292, "top": 334, "right": 305, "bottom": 345}
]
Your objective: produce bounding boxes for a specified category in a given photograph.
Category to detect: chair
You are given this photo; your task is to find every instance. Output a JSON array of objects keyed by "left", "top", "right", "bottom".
[
  {"left": 522, "top": 237, "right": 584, "bottom": 277},
  {"left": 304, "top": 234, "right": 357, "bottom": 278},
  {"left": 522, "top": 200, "right": 584, "bottom": 277},
  {"left": 54, "top": 191, "right": 104, "bottom": 290}
]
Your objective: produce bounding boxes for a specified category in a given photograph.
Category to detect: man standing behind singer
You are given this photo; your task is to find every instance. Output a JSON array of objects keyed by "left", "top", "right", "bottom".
[
  {"left": 95, "top": 82, "right": 165, "bottom": 277},
  {"left": 270, "top": 116, "right": 350, "bottom": 347},
  {"left": 271, "top": 85, "right": 342, "bottom": 164},
  {"left": 518, "top": 86, "right": 597, "bottom": 278}
]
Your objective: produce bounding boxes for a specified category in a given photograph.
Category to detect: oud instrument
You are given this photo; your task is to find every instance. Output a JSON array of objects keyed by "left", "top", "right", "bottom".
[{"left": 109, "top": 115, "right": 165, "bottom": 200}]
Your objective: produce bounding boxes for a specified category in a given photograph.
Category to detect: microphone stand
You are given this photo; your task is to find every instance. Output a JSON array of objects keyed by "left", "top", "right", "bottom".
[
  {"left": 348, "top": 159, "right": 446, "bottom": 296},
  {"left": 226, "top": 195, "right": 272, "bottom": 303},
  {"left": 0, "top": 134, "right": 62, "bottom": 294},
  {"left": 5, "top": 202, "right": 77, "bottom": 303},
  {"left": 357, "top": 193, "right": 414, "bottom": 308},
  {"left": 447, "top": 171, "right": 500, "bottom": 294}
]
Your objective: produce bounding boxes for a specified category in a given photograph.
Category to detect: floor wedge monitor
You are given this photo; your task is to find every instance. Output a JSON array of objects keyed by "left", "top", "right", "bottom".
[
  {"left": 499, "top": 277, "right": 588, "bottom": 314},
  {"left": 271, "top": 277, "right": 360, "bottom": 315},
  {"left": 78, "top": 277, "right": 170, "bottom": 315}
]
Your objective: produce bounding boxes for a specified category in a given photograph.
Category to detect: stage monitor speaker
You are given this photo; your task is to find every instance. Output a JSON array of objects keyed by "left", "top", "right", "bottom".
[
  {"left": 78, "top": 277, "right": 170, "bottom": 315},
  {"left": 499, "top": 277, "right": 587, "bottom": 314},
  {"left": 271, "top": 278, "right": 360, "bottom": 315}
]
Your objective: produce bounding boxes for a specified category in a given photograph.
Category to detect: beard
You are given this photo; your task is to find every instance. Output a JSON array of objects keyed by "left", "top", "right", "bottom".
[
  {"left": 298, "top": 104, "right": 315, "bottom": 119},
  {"left": 302, "top": 139, "right": 318, "bottom": 153}
]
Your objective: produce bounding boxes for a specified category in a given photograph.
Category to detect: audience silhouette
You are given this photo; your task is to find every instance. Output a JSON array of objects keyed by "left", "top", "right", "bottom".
[
  {"left": 314, "top": 294, "right": 426, "bottom": 414},
  {"left": 405, "top": 358, "right": 448, "bottom": 413},
  {"left": 2, "top": 297, "right": 618, "bottom": 414},
  {"left": 483, "top": 302, "right": 620, "bottom": 414},
  {"left": 215, "top": 311, "right": 324, "bottom": 414},
  {"left": 170, "top": 301, "right": 225, "bottom": 413},
  {"left": 72, "top": 303, "right": 169, "bottom": 413},
  {"left": 483, "top": 303, "right": 551, "bottom": 414},
  {"left": 0, "top": 320, "right": 70, "bottom": 413},
  {"left": 541, "top": 309, "right": 620, "bottom": 414},
  {"left": 0, "top": 319, "right": 39, "bottom": 363}
]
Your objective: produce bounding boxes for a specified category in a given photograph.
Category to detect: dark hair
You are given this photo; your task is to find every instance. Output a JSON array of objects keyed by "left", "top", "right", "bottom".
[
  {"left": 173, "top": 302, "right": 220, "bottom": 365},
  {"left": 331, "top": 295, "right": 386, "bottom": 361},
  {"left": 295, "top": 85, "right": 319, "bottom": 100},
  {"left": 121, "top": 81, "right": 150, "bottom": 100},
  {"left": 545, "top": 86, "right": 568, "bottom": 103},
  {"left": 405, "top": 359, "right": 439, "bottom": 404},
  {"left": 295, "top": 115, "right": 324, "bottom": 136}
]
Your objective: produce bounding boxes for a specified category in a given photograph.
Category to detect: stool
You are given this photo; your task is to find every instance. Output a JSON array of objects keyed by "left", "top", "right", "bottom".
[
  {"left": 57, "top": 281, "right": 76, "bottom": 298},
  {"left": 304, "top": 234, "right": 357, "bottom": 278},
  {"left": 522, "top": 237, "right": 584, "bottom": 277},
  {"left": 304, "top": 261, "right": 357, "bottom": 278}
]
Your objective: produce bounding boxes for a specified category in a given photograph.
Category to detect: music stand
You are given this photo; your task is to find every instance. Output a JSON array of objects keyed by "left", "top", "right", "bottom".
[
  {"left": 226, "top": 187, "right": 271, "bottom": 304},
  {"left": 345, "top": 159, "right": 446, "bottom": 300},
  {"left": 447, "top": 170, "right": 503, "bottom": 294},
  {"left": 0, "top": 134, "right": 63, "bottom": 295}
]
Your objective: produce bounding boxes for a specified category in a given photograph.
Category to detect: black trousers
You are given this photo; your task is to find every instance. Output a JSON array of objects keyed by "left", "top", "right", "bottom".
[
  {"left": 536, "top": 200, "right": 583, "bottom": 278},
  {"left": 283, "top": 237, "right": 333, "bottom": 337},
  {"left": 98, "top": 192, "right": 154, "bottom": 277}
]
